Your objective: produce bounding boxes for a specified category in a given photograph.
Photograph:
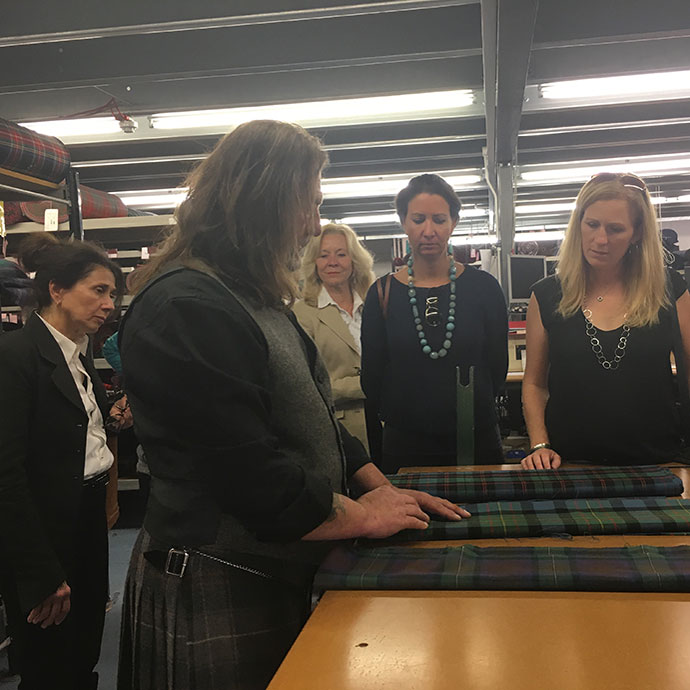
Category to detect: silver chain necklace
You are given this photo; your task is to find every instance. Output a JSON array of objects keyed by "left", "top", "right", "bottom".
[{"left": 582, "top": 308, "right": 630, "bottom": 371}]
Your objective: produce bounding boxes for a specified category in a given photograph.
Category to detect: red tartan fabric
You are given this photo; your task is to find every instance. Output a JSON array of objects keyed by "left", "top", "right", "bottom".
[
  {"left": 0, "top": 118, "right": 71, "bottom": 183},
  {"left": 2, "top": 202, "right": 24, "bottom": 226},
  {"left": 19, "top": 185, "right": 127, "bottom": 223}
]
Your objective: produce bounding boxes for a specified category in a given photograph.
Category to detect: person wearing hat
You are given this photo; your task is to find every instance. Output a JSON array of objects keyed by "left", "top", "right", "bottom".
[{"left": 662, "top": 228, "right": 689, "bottom": 271}]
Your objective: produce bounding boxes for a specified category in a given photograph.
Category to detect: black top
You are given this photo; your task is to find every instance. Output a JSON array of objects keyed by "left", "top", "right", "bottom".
[
  {"left": 532, "top": 270, "right": 687, "bottom": 464},
  {"left": 0, "top": 258, "right": 32, "bottom": 306},
  {"left": 361, "top": 266, "right": 508, "bottom": 451},
  {"left": 119, "top": 269, "right": 368, "bottom": 548},
  {"left": 0, "top": 315, "right": 110, "bottom": 614}
]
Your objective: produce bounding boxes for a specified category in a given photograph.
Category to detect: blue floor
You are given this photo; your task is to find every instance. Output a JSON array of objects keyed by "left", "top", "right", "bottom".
[{"left": 0, "top": 528, "right": 139, "bottom": 689}]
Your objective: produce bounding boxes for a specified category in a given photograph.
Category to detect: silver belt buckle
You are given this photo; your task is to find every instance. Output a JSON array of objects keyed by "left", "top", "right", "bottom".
[{"left": 165, "top": 548, "right": 189, "bottom": 577}]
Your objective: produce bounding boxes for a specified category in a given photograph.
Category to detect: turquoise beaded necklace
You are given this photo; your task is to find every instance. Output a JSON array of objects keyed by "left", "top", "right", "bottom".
[{"left": 407, "top": 249, "right": 457, "bottom": 359}]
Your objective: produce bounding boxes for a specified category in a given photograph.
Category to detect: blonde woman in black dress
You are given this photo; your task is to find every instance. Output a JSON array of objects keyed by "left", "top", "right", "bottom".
[{"left": 522, "top": 172, "right": 690, "bottom": 469}]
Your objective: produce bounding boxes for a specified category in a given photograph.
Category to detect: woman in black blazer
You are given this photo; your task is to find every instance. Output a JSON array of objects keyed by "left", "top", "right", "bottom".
[{"left": 0, "top": 234, "right": 125, "bottom": 690}]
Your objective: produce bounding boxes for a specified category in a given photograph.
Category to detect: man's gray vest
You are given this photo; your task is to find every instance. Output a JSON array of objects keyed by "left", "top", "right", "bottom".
[{"left": 129, "top": 265, "right": 347, "bottom": 567}]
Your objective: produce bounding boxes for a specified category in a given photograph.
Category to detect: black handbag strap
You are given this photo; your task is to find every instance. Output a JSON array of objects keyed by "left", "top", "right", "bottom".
[{"left": 666, "top": 272, "right": 690, "bottom": 442}]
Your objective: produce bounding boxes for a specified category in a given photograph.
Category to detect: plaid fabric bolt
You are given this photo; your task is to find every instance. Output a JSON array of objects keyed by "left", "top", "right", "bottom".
[
  {"left": 389, "top": 465, "right": 683, "bottom": 502},
  {"left": 19, "top": 185, "right": 128, "bottom": 224},
  {"left": 379, "top": 496, "right": 690, "bottom": 542},
  {"left": 0, "top": 117, "right": 71, "bottom": 183},
  {"left": 315, "top": 544, "right": 690, "bottom": 592}
]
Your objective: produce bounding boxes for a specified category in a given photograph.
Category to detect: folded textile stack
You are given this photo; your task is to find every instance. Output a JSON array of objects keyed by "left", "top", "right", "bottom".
[
  {"left": 378, "top": 496, "right": 690, "bottom": 542},
  {"left": 316, "top": 543, "right": 690, "bottom": 592},
  {"left": 0, "top": 117, "right": 71, "bottom": 184},
  {"left": 388, "top": 465, "right": 684, "bottom": 502}
]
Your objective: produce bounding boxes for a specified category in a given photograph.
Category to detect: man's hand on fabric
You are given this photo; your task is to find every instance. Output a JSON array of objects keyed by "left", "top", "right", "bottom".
[{"left": 395, "top": 488, "right": 471, "bottom": 521}]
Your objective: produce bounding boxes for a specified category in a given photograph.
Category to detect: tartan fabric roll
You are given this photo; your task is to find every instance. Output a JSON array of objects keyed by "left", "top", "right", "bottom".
[
  {"left": 315, "top": 544, "right": 690, "bottom": 592},
  {"left": 381, "top": 496, "right": 690, "bottom": 542},
  {"left": 19, "top": 185, "right": 127, "bottom": 223},
  {"left": 389, "top": 465, "right": 683, "bottom": 502},
  {"left": 0, "top": 118, "right": 71, "bottom": 183}
]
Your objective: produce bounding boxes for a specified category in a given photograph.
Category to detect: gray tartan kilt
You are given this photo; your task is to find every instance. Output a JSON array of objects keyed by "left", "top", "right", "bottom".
[{"left": 117, "top": 529, "right": 312, "bottom": 690}]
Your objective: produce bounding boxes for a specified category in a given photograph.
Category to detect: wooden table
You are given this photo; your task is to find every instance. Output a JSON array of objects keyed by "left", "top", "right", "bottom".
[
  {"left": 269, "top": 589, "right": 690, "bottom": 690},
  {"left": 268, "top": 463, "right": 690, "bottom": 689}
]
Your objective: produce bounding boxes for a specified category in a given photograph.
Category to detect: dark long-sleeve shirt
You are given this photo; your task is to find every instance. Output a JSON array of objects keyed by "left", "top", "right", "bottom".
[
  {"left": 119, "top": 268, "right": 368, "bottom": 549},
  {"left": 361, "top": 266, "right": 508, "bottom": 454}
]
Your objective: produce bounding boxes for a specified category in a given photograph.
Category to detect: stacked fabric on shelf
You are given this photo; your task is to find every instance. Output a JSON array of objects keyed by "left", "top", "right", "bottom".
[
  {"left": 0, "top": 117, "right": 71, "bottom": 183},
  {"left": 388, "top": 465, "right": 684, "bottom": 502},
  {"left": 4, "top": 185, "right": 128, "bottom": 226},
  {"left": 376, "top": 496, "right": 690, "bottom": 542},
  {"left": 315, "top": 544, "right": 690, "bottom": 592}
]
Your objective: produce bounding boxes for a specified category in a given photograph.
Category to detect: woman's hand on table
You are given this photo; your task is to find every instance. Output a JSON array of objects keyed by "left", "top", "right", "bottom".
[
  {"left": 521, "top": 448, "right": 562, "bottom": 470},
  {"left": 395, "top": 488, "right": 471, "bottom": 521}
]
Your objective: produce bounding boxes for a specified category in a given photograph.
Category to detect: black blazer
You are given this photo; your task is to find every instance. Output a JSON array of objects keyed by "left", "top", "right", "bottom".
[{"left": 0, "top": 314, "right": 109, "bottom": 614}]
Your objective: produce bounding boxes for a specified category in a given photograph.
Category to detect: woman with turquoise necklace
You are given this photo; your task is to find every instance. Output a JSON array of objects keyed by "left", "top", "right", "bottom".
[{"left": 361, "top": 174, "right": 508, "bottom": 472}]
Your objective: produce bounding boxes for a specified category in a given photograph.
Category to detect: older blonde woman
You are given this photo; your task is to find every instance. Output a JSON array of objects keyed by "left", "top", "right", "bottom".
[
  {"left": 522, "top": 172, "right": 690, "bottom": 469},
  {"left": 295, "top": 223, "right": 375, "bottom": 450}
]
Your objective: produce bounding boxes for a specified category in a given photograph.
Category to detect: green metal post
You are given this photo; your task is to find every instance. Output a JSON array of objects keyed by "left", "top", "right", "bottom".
[{"left": 456, "top": 365, "right": 475, "bottom": 464}]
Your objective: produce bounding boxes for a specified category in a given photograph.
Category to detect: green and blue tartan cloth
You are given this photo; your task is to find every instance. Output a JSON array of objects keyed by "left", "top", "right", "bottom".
[
  {"left": 388, "top": 465, "right": 683, "bottom": 502},
  {"left": 315, "top": 544, "right": 690, "bottom": 592},
  {"left": 379, "top": 496, "right": 690, "bottom": 542}
]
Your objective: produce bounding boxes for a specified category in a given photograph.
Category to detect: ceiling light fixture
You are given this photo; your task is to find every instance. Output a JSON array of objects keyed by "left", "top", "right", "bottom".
[
  {"left": 20, "top": 117, "right": 124, "bottom": 137},
  {"left": 540, "top": 70, "right": 690, "bottom": 101},
  {"left": 520, "top": 155, "right": 690, "bottom": 184},
  {"left": 514, "top": 229, "right": 565, "bottom": 242},
  {"left": 341, "top": 207, "right": 488, "bottom": 226},
  {"left": 149, "top": 90, "right": 475, "bottom": 131},
  {"left": 451, "top": 234, "right": 498, "bottom": 246},
  {"left": 515, "top": 202, "right": 575, "bottom": 215},
  {"left": 322, "top": 172, "right": 482, "bottom": 199},
  {"left": 117, "top": 189, "right": 189, "bottom": 208}
]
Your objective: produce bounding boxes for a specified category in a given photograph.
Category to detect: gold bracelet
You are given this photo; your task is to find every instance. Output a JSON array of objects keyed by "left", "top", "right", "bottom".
[{"left": 530, "top": 442, "right": 552, "bottom": 453}]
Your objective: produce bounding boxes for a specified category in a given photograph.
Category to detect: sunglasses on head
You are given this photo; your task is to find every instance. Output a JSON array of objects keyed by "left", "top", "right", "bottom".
[{"left": 587, "top": 172, "right": 647, "bottom": 193}]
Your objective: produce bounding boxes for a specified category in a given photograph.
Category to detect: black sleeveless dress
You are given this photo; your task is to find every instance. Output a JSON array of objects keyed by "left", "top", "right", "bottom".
[{"left": 532, "top": 270, "right": 687, "bottom": 464}]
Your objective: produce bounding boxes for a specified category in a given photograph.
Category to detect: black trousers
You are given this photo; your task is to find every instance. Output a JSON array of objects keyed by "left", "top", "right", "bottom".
[{"left": 5, "top": 483, "right": 109, "bottom": 690}]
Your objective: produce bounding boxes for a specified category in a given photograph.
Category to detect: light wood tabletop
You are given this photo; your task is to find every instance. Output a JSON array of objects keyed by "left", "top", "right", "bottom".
[
  {"left": 268, "top": 463, "right": 690, "bottom": 689},
  {"left": 268, "top": 589, "right": 690, "bottom": 690}
]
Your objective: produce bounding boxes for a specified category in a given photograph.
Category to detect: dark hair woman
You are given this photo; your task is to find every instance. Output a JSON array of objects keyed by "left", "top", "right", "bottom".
[
  {"left": 0, "top": 233, "right": 124, "bottom": 689},
  {"left": 361, "top": 173, "right": 509, "bottom": 472},
  {"left": 117, "top": 121, "right": 468, "bottom": 690}
]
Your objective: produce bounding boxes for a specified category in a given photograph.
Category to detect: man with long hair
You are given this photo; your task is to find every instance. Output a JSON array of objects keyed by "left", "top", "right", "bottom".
[{"left": 117, "top": 120, "right": 468, "bottom": 690}]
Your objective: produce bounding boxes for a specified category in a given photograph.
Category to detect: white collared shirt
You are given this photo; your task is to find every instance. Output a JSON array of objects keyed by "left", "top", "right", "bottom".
[
  {"left": 38, "top": 315, "right": 114, "bottom": 479},
  {"left": 318, "top": 287, "right": 364, "bottom": 354}
]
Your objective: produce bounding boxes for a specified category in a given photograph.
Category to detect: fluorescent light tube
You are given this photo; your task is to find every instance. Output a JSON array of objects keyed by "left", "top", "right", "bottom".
[
  {"left": 322, "top": 172, "right": 481, "bottom": 199},
  {"left": 149, "top": 90, "right": 475, "bottom": 130},
  {"left": 115, "top": 170, "right": 482, "bottom": 209},
  {"left": 541, "top": 70, "right": 690, "bottom": 101},
  {"left": 20, "top": 117, "right": 123, "bottom": 137},
  {"left": 515, "top": 202, "right": 575, "bottom": 215},
  {"left": 514, "top": 230, "right": 565, "bottom": 242},
  {"left": 342, "top": 207, "right": 487, "bottom": 225},
  {"left": 341, "top": 214, "right": 400, "bottom": 226},
  {"left": 361, "top": 233, "right": 408, "bottom": 241},
  {"left": 118, "top": 189, "right": 189, "bottom": 208},
  {"left": 521, "top": 156, "right": 690, "bottom": 184},
  {"left": 451, "top": 234, "right": 497, "bottom": 246}
]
